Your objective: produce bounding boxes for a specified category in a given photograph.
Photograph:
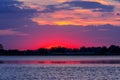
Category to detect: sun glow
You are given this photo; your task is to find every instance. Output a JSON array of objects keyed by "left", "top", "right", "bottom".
[{"left": 41, "top": 43, "right": 77, "bottom": 49}]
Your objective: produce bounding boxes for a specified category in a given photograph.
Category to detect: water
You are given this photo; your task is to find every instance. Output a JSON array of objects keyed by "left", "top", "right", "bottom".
[{"left": 0, "top": 56, "right": 120, "bottom": 80}]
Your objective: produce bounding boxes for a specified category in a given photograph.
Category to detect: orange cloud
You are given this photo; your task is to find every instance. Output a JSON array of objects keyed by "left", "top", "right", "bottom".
[
  {"left": 32, "top": 8, "right": 120, "bottom": 26},
  {"left": 26, "top": 0, "right": 120, "bottom": 26},
  {"left": 57, "top": 0, "right": 68, "bottom": 3}
]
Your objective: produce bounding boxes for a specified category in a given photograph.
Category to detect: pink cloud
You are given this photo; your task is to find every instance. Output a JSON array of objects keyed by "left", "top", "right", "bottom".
[{"left": 0, "top": 29, "right": 28, "bottom": 36}]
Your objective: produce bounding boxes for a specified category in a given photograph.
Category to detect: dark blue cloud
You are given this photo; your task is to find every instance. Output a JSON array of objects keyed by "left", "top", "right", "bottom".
[
  {"left": 0, "top": 0, "right": 22, "bottom": 13},
  {"left": 0, "top": 0, "right": 36, "bottom": 13},
  {"left": 0, "top": 0, "right": 37, "bottom": 29},
  {"left": 63, "top": 1, "right": 114, "bottom": 12},
  {"left": 38, "top": 1, "right": 114, "bottom": 13},
  {"left": 38, "top": 5, "right": 72, "bottom": 13}
]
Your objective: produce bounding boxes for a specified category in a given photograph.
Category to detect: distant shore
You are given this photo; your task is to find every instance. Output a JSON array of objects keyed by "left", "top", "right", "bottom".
[{"left": 0, "top": 45, "right": 120, "bottom": 56}]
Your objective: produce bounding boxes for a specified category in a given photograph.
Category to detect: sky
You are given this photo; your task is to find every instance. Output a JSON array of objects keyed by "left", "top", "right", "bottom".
[{"left": 0, "top": 0, "right": 120, "bottom": 50}]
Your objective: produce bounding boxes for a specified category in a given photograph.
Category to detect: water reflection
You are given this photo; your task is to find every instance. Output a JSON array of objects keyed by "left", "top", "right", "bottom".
[{"left": 0, "top": 60, "right": 120, "bottom": 64}]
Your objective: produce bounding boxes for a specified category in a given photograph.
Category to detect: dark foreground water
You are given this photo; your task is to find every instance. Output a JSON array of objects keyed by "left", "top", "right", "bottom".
[
  {"left": 0, "top": 65, "right": 120, "bottom": 80},
  {"left": 0, "top": 56, "right": 120, "bottom": 80}
]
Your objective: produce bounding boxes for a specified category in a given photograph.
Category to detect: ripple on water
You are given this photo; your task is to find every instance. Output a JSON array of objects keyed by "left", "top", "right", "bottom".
[{"left": 0, "top": 66, "right": 120, "bottom": 80}]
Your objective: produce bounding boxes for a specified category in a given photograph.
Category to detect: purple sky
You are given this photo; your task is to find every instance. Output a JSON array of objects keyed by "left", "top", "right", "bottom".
[{"left": 0, "top": 0, "right": 120, "bottom": 50}]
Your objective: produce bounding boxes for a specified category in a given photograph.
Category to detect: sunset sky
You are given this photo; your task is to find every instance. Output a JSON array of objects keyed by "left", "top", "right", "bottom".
[{"left": 0, "top": 0, "right": 120, "bottom": 50}]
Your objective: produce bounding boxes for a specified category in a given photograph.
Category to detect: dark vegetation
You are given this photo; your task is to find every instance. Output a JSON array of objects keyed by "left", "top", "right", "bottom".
[{"left": 0, "top": 44, "right": 120, "bottom": 56}]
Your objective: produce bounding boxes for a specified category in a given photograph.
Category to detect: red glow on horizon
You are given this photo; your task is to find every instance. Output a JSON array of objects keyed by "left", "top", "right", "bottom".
[
  {"left": 40, "top": 42, "right": 79, "bottom": 49},
  {"left": 15, "top": 34, "right": 90, "bottom": 50},
  {"left": 17, "top": 41, "right": 82, "bottom": 50},
  {"left": 3, "top": 60, "right": 82, "bottom": 64}
]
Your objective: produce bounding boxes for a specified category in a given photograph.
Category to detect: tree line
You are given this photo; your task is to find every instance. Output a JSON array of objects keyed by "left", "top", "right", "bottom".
[{"left": 0, "top": 44, "right": 120, "bottom": 56}]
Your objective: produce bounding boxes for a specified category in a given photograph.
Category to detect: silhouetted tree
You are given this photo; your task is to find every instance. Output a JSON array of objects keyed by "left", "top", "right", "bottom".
[
  {"left": 0, "top": 45, "right": 120, "bottom": 55},
  {"left": 50, "top": 46, "right": 70, "bottom": 53},
  {"left": 72, "top": 48, "right": 80, "bottom": 52},
  {"left": 101, "top": 46, "right": 108, "bottom": 53},
  {"left": 7, "top": 50, "right": 21, "bottom": 55},
  {"left": 80, "top": 46, "right": 86, "bottom": 52},
  {"left": 108, "top": 45, "right": 120, "bottom": 53},
  {"left": 0, "top": 44, "right": 3, "bottom": 50},
  {"left": 37, "top": 48, "right": 48, "bottom": 54}
]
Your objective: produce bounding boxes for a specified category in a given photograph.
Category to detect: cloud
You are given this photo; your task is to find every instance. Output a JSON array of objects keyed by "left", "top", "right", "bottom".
[
  {"left": 115, "top": 0, "right": 120, "bottom": 2},
  {"left": 116, "top": 13, "right": 120, "bottom": 16},
  {"left": 98, "top": 28, "right": 111, "bottom": 31},
  {"left": 32, "top": 9, "right": 120, "bottom": 26},
  {"left": 0, "top": 0, "right": 119, "bottom": 27},
  {"left": 32, "top": 0, "right": 114, "bottom": 13},
  {"left": 0, "top": 0, "right": 37, "bottom": 29},
  {"left": 29, "top": 0, "right": 118, "bottom": 26},
  {"left": 0, "top": 29, "right": 28, "bottom": 36},
  {"left": 0, "top": 0, "right": 37, "bottom": 14},
  {"left": 63, "top": 1, "right": 114, "bottom": 12}
]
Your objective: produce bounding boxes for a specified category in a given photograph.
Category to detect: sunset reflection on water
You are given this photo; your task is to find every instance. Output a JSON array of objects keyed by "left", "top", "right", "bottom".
[{"left": 0, "top": 60, "right": 120, "bottom": 64}]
